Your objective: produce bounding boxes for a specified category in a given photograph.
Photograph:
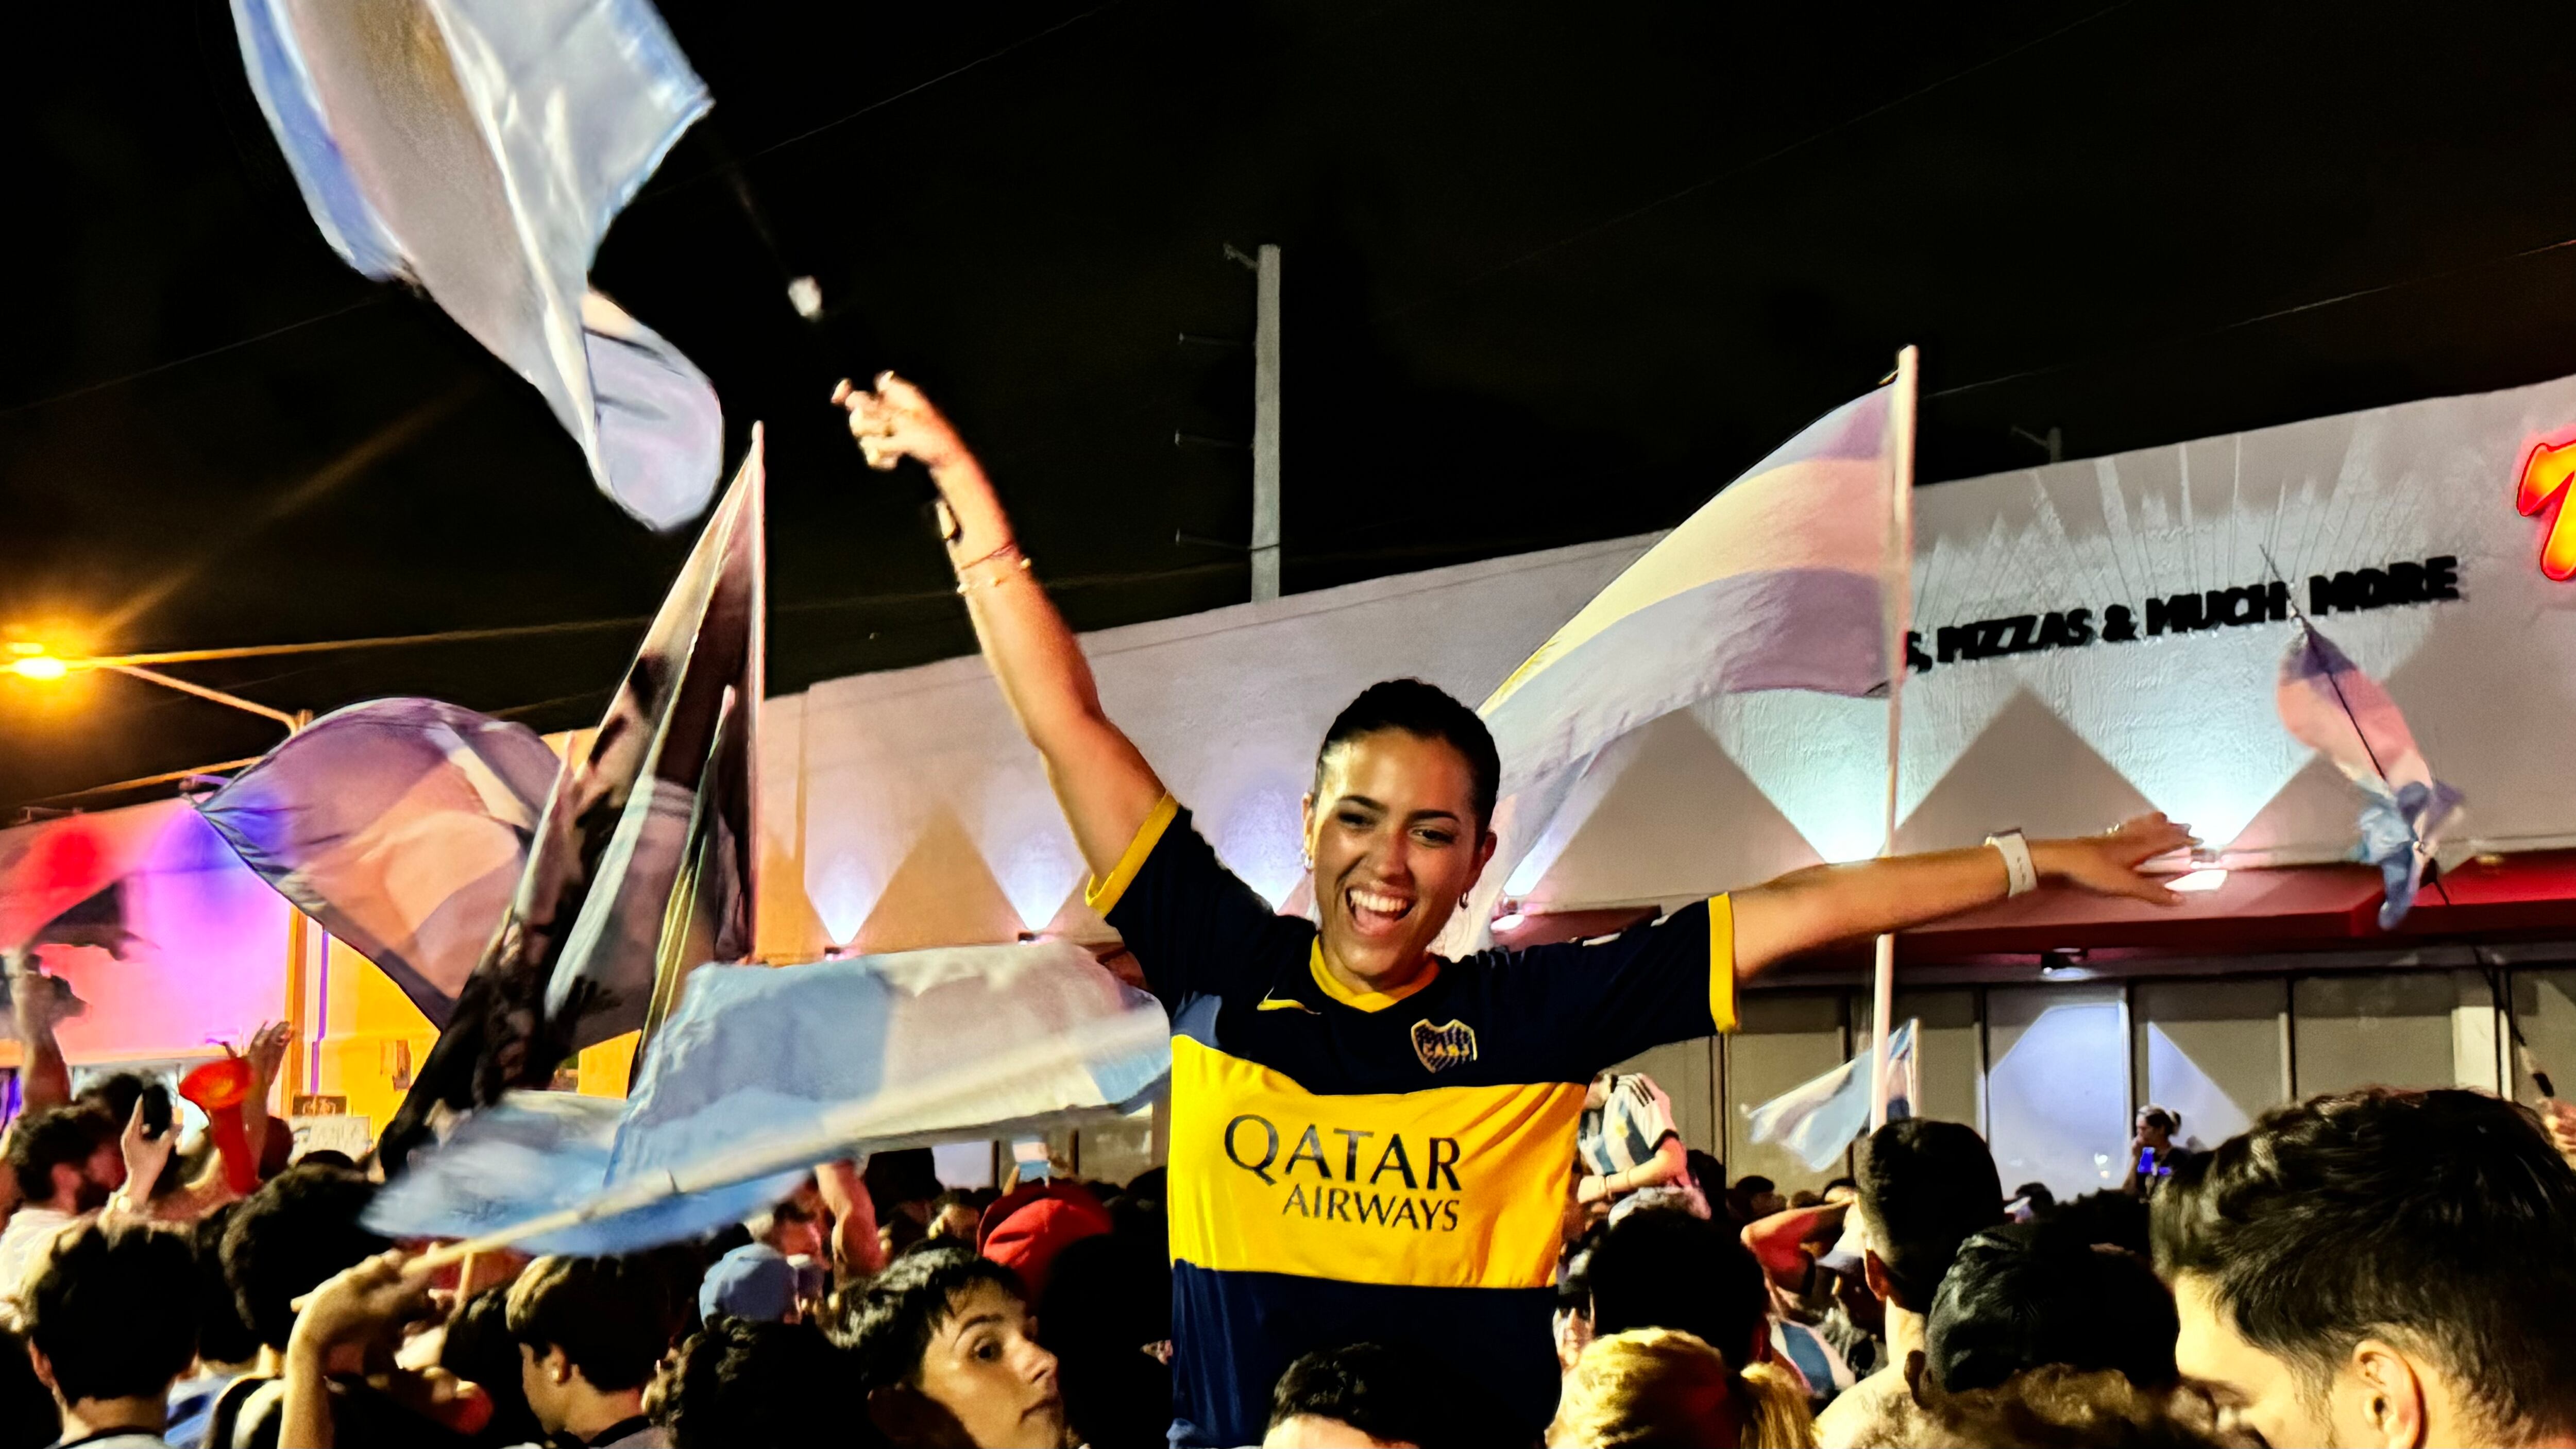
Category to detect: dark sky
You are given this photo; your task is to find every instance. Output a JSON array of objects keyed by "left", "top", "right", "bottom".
[{"left": 10, "top": 0, "right": 2576, "bottom": 814}]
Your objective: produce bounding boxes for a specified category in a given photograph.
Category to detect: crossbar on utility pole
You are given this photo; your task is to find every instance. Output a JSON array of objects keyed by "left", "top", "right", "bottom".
[
  {"left": 1250, "top": 244, "right": 1282, "bottom": 603},
  {"left": 105, "top": 664, "right": 303, "bottom": 728}
]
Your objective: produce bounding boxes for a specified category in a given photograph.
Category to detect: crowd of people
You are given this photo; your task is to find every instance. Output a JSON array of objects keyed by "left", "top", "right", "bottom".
[
  {"left": 9, "top": 374, "right": 2576, "bottom": 1448},
  {"left": 7, "top": 1051, "right": 2576, "bottom": 1447}
]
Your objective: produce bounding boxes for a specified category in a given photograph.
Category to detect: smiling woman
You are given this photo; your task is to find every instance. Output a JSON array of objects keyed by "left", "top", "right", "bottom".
[{"left": 831, "top": 372, "right": 2196, "bottom": 1447}]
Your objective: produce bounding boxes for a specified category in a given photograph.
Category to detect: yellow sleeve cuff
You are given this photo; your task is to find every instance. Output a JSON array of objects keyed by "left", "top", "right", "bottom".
[
  {"left": 1708, "top": 893, "right": 1738, "bottom": 1035},
  {"left": 1084, "top": 793, "right": 1180, "bottom": 916}
]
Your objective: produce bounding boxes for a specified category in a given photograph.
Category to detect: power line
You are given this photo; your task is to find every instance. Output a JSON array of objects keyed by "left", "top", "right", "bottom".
[{"left": 0, "top": 295, "right": 387, "bottom": 421}]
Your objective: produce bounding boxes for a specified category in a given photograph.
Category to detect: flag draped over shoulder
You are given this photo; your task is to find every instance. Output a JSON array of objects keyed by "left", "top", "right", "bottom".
[
  {"left": 2276, "top": 625, "right": 2462, "bottom": 928},
  {"left": 228, "top": 0, "right": 721, "bottom": 528},
  {"left": 382, "top": 435, "right": 763, "bottom": 1163},
  {"left": 1747, "top": 1019, "right": 1917, "bottom": 1171},
  {"left": 1447, "top": 383, "right": 1904, "bottom": 951},
  {"left": 367, "top": 941, "right": 1170, "bottom": 1256},
  {"left": 195, "top": 698, "right": 565, "bottom": 1026}
]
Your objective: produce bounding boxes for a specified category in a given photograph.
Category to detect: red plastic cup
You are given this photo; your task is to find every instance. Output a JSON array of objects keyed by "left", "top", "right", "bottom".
[{"left": 179, "top": 1057, "right": 259, "bottom": 1194}]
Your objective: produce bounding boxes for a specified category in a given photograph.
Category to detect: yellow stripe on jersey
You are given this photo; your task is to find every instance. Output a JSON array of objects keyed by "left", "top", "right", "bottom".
[
  {"left": 1708, "top": 892, "right": 1737, "bottom": 1034},
  {"left": 1167, "top": 1035, "right": 1583, "bottom": 1290},
  {"left": 1084, "top": 792, "right": 1179, "bottom": 915},
  {"left": 1304, "top": 940, "right": 1440, "bottom": 1012}
]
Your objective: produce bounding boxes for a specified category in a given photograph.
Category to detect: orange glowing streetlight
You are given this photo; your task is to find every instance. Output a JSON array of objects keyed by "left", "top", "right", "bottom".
[{"left": 3, "top": 641, "right": 303, "bottom": 730}]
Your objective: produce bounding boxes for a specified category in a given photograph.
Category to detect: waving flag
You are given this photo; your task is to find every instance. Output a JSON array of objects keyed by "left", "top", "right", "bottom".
[
  {"left": 368, "top": 941, "right": 1168, "bottom": 1255},
  {"left": 2276, "top": 625, "right": 2463, "bottom": 928},
  {"left": 1447, "top": 379, "right": 1908, "bottom": 951},
  {"left": 383, "top": 436, "right": 763, "bottom": 1164},
  {"left": 228, "top": 0, "right": 721, "bottom": 528},
  {"left": 196, "top": 698, "right": 565, "bottom": 1025},
  {"left": 1747, "top": 1019, "right": 1918, "bottom": 1171}
]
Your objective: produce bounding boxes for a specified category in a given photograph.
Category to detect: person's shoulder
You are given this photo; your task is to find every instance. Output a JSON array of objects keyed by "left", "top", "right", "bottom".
[{"left": 1813, "top": 1365, "right": 1913, "bottom": 1449}]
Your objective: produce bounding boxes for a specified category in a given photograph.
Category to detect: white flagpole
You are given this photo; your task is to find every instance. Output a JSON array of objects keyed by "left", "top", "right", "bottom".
[
  {"left": 1870, "top": 346, "right": 1920, "bottom": 1132},
  {"left": 745, "top": 422, "right": 767, "bottom": 961}
]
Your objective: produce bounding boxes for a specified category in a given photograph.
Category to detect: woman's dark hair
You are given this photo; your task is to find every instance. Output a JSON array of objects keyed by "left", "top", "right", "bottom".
[
  {"left": 1584, "top": 1204, "right": 1770, "bottom": 1367},
  {"left": 840, "top": 1245, "right": 1026, "bottom": 1391},
  {"left": 2154, "top": 1088, "right": 2576, "bottom": 1442},
  {"left": 1926, "top": 1222, "right": 2178, "bottom": 1393},
  {"left": 665, "top": 1316, "right": 848, "bottom": 1448},
  {"left": 1315, "top": 679, "right": 1501, "bottom": 832}
]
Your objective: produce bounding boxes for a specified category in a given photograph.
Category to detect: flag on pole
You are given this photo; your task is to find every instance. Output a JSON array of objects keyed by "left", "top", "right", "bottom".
[
  {"left": 195, "top": 698, "right": 565, "bottom": 1026},
  {"left": 1747, "top": 1019, "right": 1917, "bottom": 1171},
  {"left": 2276, "top": 624, "right": 2462, "bottom": 928},
  {"left": 1447, "top": 378, "right": 1911, "bottom": 954},
  {"left": 227, "top": 0, "right": 722, "bottom": 529},
  {"left": 382, "top": 434, "right": 764, "bottom": 1164},
  {"left": 367, "top": 941, "right": 1168, "bottom": 1255}
]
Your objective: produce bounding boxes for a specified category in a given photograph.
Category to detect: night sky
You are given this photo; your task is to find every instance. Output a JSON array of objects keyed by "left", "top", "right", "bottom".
[{"left": 10, "top": 1, "right": 2576, "bottom": 814}]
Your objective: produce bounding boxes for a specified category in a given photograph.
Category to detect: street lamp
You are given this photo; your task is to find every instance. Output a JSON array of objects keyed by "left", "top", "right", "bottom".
[
  {"left": 6, "top": 640, "right": 317, "bottom": 1110},
  {"left": 4, "top": 644, "right": 306, "bottom": 731}
]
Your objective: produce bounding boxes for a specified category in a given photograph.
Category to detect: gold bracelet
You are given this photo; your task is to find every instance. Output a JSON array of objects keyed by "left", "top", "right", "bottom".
[{"left": 955, "top": 554, "right": 1035, "bottom": 593}]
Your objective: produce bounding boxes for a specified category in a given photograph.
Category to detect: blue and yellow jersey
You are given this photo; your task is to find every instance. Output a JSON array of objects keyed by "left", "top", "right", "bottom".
[{"left": 1090, "top": 795, "right": 1738, "bottom": 1445}]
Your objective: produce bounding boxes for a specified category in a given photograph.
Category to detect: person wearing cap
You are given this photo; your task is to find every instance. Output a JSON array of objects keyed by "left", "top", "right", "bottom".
[
  {"left": 976, "top": 1179, "right": 1113, "bottom": 1305},
  {"left": 699, "top": 1243, "right": 801, "bottom": 1325}
]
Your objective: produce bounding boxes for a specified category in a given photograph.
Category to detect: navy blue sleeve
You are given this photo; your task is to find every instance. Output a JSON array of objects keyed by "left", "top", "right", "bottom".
[
  {"left": 1496, "top": 896, "right": 1737, "bottom": 1077},
  {"left": 1088, "top": 796, "right": 1289, "bottom": 1009}
]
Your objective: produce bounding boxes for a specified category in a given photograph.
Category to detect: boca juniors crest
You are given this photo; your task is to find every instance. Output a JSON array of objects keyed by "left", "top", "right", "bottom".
[{"left": 1411, "top": 1018, "right": 1478, "bottom": 1073}]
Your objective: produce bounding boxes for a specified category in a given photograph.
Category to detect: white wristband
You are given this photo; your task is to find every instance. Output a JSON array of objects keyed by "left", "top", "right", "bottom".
[{"left": 1986, "top": 830, "right": 2038, "bottom": 897}]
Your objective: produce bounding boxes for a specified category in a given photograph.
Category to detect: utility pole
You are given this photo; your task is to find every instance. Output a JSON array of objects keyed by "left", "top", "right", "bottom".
[{"left": 1250, "top": 244, "right": 1282, "bottom": 602}]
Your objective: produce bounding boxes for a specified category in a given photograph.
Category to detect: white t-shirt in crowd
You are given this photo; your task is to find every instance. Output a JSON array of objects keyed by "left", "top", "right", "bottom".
[{"left": 0, "top": 1206, "right": 80, "bottom": 1299}]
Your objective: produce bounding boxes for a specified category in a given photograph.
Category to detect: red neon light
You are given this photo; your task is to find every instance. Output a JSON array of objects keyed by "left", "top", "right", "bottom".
[{"left": 2518, "top": 439, "right": 2576, "bottom": 581}]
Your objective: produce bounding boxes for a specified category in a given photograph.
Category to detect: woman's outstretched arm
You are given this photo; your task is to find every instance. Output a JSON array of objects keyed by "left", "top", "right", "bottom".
[{"left": 833, "top": 374, "right": 1165, "bottom": 878}]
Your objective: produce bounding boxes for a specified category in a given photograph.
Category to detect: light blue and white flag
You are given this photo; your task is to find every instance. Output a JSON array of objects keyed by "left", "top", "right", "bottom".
[
  {"left": 1747, "top": 1019, "right": 1917, "bottom": 1171},
  {"left": 228, "top": 0, "right": 721, "bottom": 527},
  {"left": 369, "top": 940, "right": 1170, "bottom": 1255},
  {"left": 2275, "top": 625, "right": 2463, "bottom": 928},
  {"left": 196, "top": 698, "right": 564, "bottom": 1026}
]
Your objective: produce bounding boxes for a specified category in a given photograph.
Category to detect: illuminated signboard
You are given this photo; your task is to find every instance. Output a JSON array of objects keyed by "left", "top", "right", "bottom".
[{"left": 2518, "top": 439, "right": 2576, "bottom": 580}]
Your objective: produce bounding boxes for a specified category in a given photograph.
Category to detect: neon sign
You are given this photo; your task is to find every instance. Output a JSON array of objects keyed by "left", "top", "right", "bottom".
[{"left": 2517, "top": 439, "right": 2576, "bottom": 580}]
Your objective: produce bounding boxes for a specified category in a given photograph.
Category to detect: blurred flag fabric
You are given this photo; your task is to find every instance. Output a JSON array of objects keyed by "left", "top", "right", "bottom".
[
  {"left": 368, "top": 941, "right": 1170, "bottom": 1255},
  {"left": 2276, "top": 624, "right": 2463, "bottom": 928},
  {"left": 382, "top": 437, "right": 763, "bottom": 1164},
  {"left": 195, "top": 698, "right": 565, "bottom": 1026},
  {"left": 227, "top": 0, "right": 721, "bottom": 528},
  {"left": 1448, "top": 382, "right": 1906, "bottom": 951},
  {"left": 1747, "top": 1019, "right": 1917, "bottom": 1171}
]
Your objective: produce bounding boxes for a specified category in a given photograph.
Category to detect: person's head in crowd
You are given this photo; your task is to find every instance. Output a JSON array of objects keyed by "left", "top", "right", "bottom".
[
  {"left": 219, "top": 1162, "right": 388, "bottom": 1355},
  {"left": 1907, "top": 1365, "right": 2234, "bottom": 1449},
  {"left": 1685, "top": 1150, "right": 1726, "bottom": 1202},
  {"left": 505, "top": 1254, "right": 681, "bottom": 1443},
  {"left": 1587, "top": 1205, "right": 1770, "bottom": 1368},
  {"left": 664, "top": 1316, "right": 848, "bottom": 1449},
  {"left": 1302, "top": 679, "right": 1503, "bottom": 990},
  {"left": 2155, "top": 1087, "right": 2576, "bottom": 1448},
  {"left": 749, "top": 1178, "right": 829, "bottom": 1262},
  {"left": 865, "top": 1147, "right": 946, "bottom": 1227},
  {"left": 2040, "top": 1188, "right": 2150, "bottom": 1257},
  {"left": 72, "top": 1070, "right": 154, "bottom": 1127},
  {"left": 1264, "top": 1341, "right": 1470, "bottom": 1448},
  {"left": 1820, "top": 1175, "right": 1857, "bottom": 1205},
  {"left": 6, "top": 1103, "right": 120, "bottom": 1213},
  {"left": 978, "top": 1179, "right": 1113, "bottom": 1304},
  {"left": 2136, "top": 1105, "right": 2179, "bottom": 1152},
  {"left": 1549, "top": 1327, "right": 1806, "bottom": 1449},
  {"left": 21, "top": 1221, "right": 196, "bottom": 1442},
  {"left": 1120, "top": 1166, "right": 1166, "bottom": 1209},
  {"left": 2010, "top": 1181, "right": 2056, "bottom": 1215},
  {"left": 926, "top": 1189, "right": 981, "bottom": 1242},
  {"left": 846, "top": 1244, "right": 1069, "bottom": 1448},
  {"left": 442, "top": 1285, "right": 545, "bottom": 1448},
  {"left": 1925, "top": 1223, "right": 2177, "bottom": 1394},
  {"left": 1038, "top": 1225, "right": 1174, "bottom": 1449},
  {"left": 1732, "top": 1174, "right": 1786, "bottom": 1221},
  {"left": 699, "top": 1242, "right": 800, "bottom": 1324},
  {"left": 1788, "top": 1188, "right": 1822, "bottom": 1209},
  {"left": 189, "top": 1203, "right": 260, "bottom": 1370},
  {"left": 294, "top": 1148, "right": 357, "bottom": 1171},
  {"left": 1855, "top": 1118, "right": 2004, "bottom": 1320}
]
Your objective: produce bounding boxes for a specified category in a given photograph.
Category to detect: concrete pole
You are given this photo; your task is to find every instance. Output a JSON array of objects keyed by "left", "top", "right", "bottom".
[{"left": 1251, "top": 244, "right": 1282, "bottom": 602}]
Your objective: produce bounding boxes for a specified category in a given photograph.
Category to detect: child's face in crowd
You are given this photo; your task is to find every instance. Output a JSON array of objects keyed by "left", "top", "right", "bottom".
[{"left": 916, "top": 1282, "right": 1066, "bottom": 1448}]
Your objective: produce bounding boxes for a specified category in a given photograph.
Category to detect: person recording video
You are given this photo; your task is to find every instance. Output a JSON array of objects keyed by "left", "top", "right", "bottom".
[{"left": 2122, "top": 1105, "right": 2191, "bottom": 1198}]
